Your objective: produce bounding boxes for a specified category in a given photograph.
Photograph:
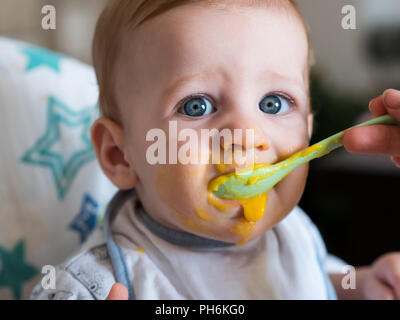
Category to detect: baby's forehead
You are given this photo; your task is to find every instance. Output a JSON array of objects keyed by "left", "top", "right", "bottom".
[
  {"left": 134, "top": 0, "right": 303, "bottom": 32},
  {"left": 123, "top": 2, "right": 308, "bottom": 71},
  {"left": 113, "top": 1, "right": 310, "bottom": 121}
]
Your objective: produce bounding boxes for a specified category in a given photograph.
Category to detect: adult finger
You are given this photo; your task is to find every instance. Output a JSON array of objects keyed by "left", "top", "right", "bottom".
[
  {"left": 369, "top": 96, "right": 386, "bottom": 117},
  {"left": 343, "top": 125, "right": 400, "bottom": 156},
  {"left": 383, "top": 89, "right": 400, "bottom": 122},
  {"left": 364, "top": 276, "right": 395, "bottom": 300},
  {"left": 106, "top": 283, "right": 129, "bottom": 300},
  {"left": 375, "top": 255, "right": 400, "bottom": 299}
]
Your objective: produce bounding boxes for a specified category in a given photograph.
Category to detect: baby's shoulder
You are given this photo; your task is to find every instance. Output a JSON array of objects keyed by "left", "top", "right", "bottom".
[
  {"left": 30, "top": 222, "right": 149, "bottom": 300},
  {"left": 30, "top": 243, "right": 116, "bottom": 300}
]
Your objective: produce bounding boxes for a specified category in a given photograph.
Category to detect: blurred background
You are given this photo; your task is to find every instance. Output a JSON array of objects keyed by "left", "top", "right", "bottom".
[{"left": 0, "top": 0, "right": 399, "bottom": 267}]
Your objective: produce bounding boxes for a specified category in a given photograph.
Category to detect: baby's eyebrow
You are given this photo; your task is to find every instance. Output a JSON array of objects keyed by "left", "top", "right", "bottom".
[
  {"left": 164, "top": 70, "right": 217, "bottom": 97},
  {"left": 162, "top": 68, "right": 307, "bottom": 107},
  {"left": 160, "top": 70, "right": 221, "bottom": 112},
  {"left": 262, "top": 70, "right": 308, "bottom": 102},
  {"left": 258, "top": 70, "right": 306, "bottom": 91}
]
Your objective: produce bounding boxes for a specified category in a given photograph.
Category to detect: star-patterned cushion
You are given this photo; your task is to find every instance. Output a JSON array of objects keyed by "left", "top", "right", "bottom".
[{"left": 0, "top": 37, "right": 117, "bottom": 299}]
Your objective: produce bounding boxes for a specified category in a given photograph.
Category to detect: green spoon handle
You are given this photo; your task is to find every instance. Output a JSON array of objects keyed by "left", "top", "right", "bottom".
[
  {"left": 308, "top": 114, "right": 399, "bottom": 159},
  {"left": 247, "top": 114, "right": 399, "bottom": 182}
]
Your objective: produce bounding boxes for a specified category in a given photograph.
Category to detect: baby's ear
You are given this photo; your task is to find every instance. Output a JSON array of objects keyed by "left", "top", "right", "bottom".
[
  {"left": 91, "top": 117, "right": 138, "bottom": 189},
  {"left": 307, "top": 112, "right": 314, "bottom": 140}
]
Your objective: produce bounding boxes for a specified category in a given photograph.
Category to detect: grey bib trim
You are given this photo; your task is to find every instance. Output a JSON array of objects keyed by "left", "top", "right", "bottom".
[
  {"left": 135, "top": 201, "right": 235, "bottom": 249},
  {"left": 103, "top": 189, "right": 235, "bottom": 300}
]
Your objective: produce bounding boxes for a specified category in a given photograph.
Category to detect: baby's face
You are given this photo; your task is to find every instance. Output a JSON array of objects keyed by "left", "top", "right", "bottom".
[{"left": 115, "top": 2, "right": 312, "bottom": 244}]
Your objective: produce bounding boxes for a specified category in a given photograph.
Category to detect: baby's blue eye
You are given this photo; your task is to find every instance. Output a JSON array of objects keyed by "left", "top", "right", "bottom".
[
  {"left": 259, "top": 95, "right": 292, "bottom": 114},
  {"left": 179, "top": 96, "right": 215, "bottom": 117}
]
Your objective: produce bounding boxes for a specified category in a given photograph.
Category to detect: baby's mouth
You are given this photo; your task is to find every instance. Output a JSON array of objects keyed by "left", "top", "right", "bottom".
[
  {"left": 206, "top": 166, "right": 242, "bottom": 216},
  {"left": 207, "top": 159, "right": 272, "bottom": 222},
  {"left": 214, "top": 159, "right": 257, "bottom": 175}
]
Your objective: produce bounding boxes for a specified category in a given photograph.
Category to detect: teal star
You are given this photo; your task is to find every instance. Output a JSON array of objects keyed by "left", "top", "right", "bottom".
[
  {"left": 21, "top": 96, "right": 96, "bottom": 200},
  {"left": 20, "top": 46, "right": 63, "bottom": 73},
  {"left": 0, "top": 240, "right": 38, "bottom": 300},
  {"left": 69, "top": 193, "right": 99, "bottom": 243}
]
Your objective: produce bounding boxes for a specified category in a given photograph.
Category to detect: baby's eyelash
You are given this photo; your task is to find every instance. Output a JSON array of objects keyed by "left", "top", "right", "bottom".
[
  {"left": 268, "top": 92, "right": 296, "bottom": 106},
  {"left": 180, "top": 93, "right": 212, "bottom": 105}
]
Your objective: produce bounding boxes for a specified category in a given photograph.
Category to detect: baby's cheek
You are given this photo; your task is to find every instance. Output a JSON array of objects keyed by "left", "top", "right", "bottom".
[
  {"left": 156, "top": 166, "right": 191, "bottom": 210},
  {"left": 276, "top": 162, "right": 309, "bottom": 208},
  {"left": 277, "top": 131, "right": 310, "bottom": 161},
  {"left": 155, "top": 166, "right": 207, "bottom": 217},
  {"left": 272, "top": 117, "right": 309, "bottom": 155}
]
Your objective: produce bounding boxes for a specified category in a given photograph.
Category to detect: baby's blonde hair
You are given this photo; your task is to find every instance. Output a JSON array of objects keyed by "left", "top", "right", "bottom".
[{"left": 92, "top": 0, "right": 311, "bottom": 122}]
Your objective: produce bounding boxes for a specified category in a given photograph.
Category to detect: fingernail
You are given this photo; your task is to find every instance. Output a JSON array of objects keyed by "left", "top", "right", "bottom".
[
  {"left": 368, "top": 98, "right": 376, "bottom": 111},
  {"left": 383, "top": 89, "right": 400, "bottom": 106}
]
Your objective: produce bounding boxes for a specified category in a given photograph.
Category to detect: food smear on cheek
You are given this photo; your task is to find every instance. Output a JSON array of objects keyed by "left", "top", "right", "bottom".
[
  {"left": 156, "top": 168, "right": 201, "bottom": 232},
  {"left": 172, "top": 210, "right": 199, "bottom": 232},
  {"left": 157, "top": 166, "right": 208, "bottom": 226},
  {"left": 195, "top": 208, "right": 211, "bottom": 221}
]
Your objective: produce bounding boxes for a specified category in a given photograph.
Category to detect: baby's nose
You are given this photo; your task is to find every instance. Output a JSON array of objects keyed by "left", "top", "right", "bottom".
[{"left": 219, "top": 125, "right": 269, "bottom": 151}]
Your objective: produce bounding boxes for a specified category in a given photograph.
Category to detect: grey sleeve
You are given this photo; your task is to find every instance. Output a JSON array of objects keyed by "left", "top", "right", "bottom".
[
  {"left": 30, "top": 244, "right": 117, "bottom": 300},
  {"left": 29, "top": 267, "right": 95, "bottom": 300}
]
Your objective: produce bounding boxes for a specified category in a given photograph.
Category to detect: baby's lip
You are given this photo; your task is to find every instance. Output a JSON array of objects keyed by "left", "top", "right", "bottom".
[
  {"left": 207, "top": 189, "right": 242, "bottom": 217},
  {"left": 214, "top": 162, "right": 253, "bottom": 175}
]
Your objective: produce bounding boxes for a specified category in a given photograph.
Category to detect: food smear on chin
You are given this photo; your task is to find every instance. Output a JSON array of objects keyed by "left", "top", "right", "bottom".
[{"left": 229, "top": 218, "right": 256, "bottom": 246}]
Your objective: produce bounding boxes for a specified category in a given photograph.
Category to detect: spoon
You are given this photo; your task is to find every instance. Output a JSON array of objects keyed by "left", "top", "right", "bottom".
[{"left": 208, "top": 114, "right": 399, "bottom": 200}]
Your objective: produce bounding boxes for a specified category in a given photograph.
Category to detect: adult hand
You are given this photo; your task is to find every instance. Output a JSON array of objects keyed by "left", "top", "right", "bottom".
[
  {"left": 342, "top": 89, "right": 400, "bottom": 168},
  {"left": 360, "top": 252, "right": 400, "bottom": 300}
]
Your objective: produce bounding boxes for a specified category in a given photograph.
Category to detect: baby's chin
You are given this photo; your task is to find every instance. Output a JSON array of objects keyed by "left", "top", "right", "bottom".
[
  {"left": 172, "top": 211, "right": 283, "bottom": 245},
  {"left": 173, "top": 188, "right": 291, "bottom": 245}
]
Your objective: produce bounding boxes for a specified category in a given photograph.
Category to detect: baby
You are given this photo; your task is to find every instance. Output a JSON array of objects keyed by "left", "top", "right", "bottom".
[{"left": 31, "top": 0, "right": 400, "bottom": 300}]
